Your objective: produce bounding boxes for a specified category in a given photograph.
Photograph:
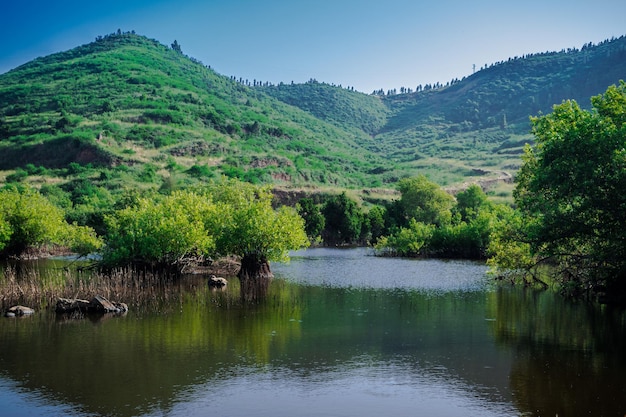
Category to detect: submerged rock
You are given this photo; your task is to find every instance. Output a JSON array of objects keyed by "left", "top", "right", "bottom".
[{"left": 4, "top": 305, "right": 35, "bottom": 317}]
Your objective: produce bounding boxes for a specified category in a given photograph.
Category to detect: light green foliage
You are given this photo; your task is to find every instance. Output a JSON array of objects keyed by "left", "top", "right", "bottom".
[
  {"left": 0, "top": 211, "right": 11, "bottom": 252},
  {"left": 376, "top": 219, "right": 435, "bottom": 256},
  {"left": 103, "top": 191, "right": 219, "bottom": 268},
  {"left": 503, "top": 82, "right": 626, "bottom": 296},
  {"left": 486, "top": 205, "right": 535, "bottom": 278},
  {"left": 207, "top": 180, "right": 309, "bottom": 262},
  {"left": 297, "top": 198, "right": 325, "bottom": 241},
  {"left": 102, "top": 179, "right": 309, "bottom": 269},
  {"left": 377, "top": 179, "right": 506, "bottom": 258},
  {"left": 0, "top": 188, "right": 102, "bottom": 256},
  {"left": 398, "top": 175, "right": 455, "bottom": 226}
]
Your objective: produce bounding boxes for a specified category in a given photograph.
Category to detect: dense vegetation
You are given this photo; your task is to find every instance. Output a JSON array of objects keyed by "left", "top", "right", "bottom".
[
  {"left": 0, "top": 187, "right": 101, "bottom": 257},
  {"left": 1, "top": 31, "right": 626, "bottom": 302},
  {"left": 488, "top": 82, "right": 626, "bottom": 301},
  {"left": 103, "top": 179, "right": 309, "bottom": 278}
]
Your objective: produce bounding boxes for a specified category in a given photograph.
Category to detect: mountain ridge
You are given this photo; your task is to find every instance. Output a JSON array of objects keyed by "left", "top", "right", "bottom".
[{"left": 1, "top": 31, "right": 625, "bottom": 198}]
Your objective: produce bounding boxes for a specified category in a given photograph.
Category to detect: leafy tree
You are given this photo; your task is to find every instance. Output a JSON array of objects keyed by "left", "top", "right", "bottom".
[
  {"left": 297, "top": 197, "right": 325, "bottom": 241},
  {"left": 397, "top": 175, "right": 455, "bottom": 227},
  {"left": 487, "top": 205, "right": 536, "bottom": 281},
  {"left": 366, "top": 205, "right": 386, "bottom": 244},
  {"left": 171, "top": 40, "right": 183, "bottom": 54},
  {"left": 0, "top": 211, "right": 11, "bottom": 253},
  {"left": 321, "top": 193, "right": 363, "bottom": 245},
  {"left": 377, "top": 179, "right": 505, "bottom": 259},
  {"left": 206, "top": 180, "right": 309, "bottom": 281},
  {"left": 454, "top": 184, "right": 491, "bottom": 222},
  {"left": 496, "top": 82, "right": 626, "bottom": 298},
  {"left": 375, "top": 219, "right": 434, "bottom": 256},
  {"left": 0, "top": 188, "right": 102, "bottom": 257}
]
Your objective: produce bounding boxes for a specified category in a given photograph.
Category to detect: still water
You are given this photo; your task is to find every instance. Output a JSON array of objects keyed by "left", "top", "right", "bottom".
[{"left": 0, "top": 248, "right": 625, "bottom": 416}]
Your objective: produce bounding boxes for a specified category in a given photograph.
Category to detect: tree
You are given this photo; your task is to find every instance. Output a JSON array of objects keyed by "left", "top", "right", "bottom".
[
  {"left": 101, "top": 180, "right": 309, "bottom": 287},
  {"left": 366, "top": 206, "right": 386, "bottom": 244},
  {"left": 397, "top": 175, "right": 455, "bottom": 226},
  {"left": 206, "top": 180, "right": 309, "bottom": 284},
  {"left": 171, "top": 40, "right": 183, "bottom": 54},
  {"left": 503, "top": 82, "right": 626, "bottom": 299},
  {"left": 102, "top": 191, "right": 220, "bottom": 272},
  {"left": 297, "top": 197, "right": 325, "bottom": 241},
  {"left": 454, "top": 184, "right": 491, "bottom": 222},
  {"left": 321, "top": 193, "right": 363, "bottom": 245}
]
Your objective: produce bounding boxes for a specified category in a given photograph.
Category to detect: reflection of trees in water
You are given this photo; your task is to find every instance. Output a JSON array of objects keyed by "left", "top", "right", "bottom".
[
  {"left": 488, "top": 287, "right": 626, "bottom": 416},
  {"left": 0, "top": 277, "right": 304, "bottom": 416}
]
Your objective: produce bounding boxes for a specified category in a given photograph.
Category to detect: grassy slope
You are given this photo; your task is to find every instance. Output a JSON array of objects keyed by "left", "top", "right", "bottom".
[
  {"left": 0, "top": 32, "right": 394, "bottom": 194},
  {"left": 262, "top": 36, "right": 626, "bottom": 188},
  {"left": 1, "top": 33, "right": 625, "bottom": 199}
]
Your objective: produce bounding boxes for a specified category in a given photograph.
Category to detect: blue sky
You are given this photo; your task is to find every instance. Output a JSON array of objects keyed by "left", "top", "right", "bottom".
[{"left": 2, "top": 0, "right": 625, "bottom": 93}]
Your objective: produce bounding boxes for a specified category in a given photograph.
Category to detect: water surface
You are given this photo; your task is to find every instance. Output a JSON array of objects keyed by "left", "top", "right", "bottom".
[{"left": 1, "top": 247, "right": 624, "bottom": 416}]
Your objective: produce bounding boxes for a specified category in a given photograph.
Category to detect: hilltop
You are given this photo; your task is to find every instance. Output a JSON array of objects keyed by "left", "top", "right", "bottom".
[{"left": 1, "top": 31, "right": 625, "bottom": 202}]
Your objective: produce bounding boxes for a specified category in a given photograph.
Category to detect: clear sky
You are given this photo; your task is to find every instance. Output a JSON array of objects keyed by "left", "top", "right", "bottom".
[{"left": 1, "top": 0, "right": 625, "bottom": 93}]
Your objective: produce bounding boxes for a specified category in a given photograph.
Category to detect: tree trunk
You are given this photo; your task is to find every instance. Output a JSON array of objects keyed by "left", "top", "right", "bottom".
[{"left": 238, "top": 252, "right": 273, "bottom": 302}]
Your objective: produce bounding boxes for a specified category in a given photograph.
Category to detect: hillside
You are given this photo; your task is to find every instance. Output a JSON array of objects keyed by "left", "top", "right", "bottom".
[
  {"left": 262, "top": 35, "right": 626, "bottom": 186},
  {"left": 1, "top": 32, "right": 625, "bottom": 200},
  {"left": 0, "top": 32, "right": 396, "bottom": 194}
]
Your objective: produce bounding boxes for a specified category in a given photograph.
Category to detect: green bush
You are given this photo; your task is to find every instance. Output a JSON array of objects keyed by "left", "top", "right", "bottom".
[{"left": 0, "top": 187, "right": 102, "bottom": 256}]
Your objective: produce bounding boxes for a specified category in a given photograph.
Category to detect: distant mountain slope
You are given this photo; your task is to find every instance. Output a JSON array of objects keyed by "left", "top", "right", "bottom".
[
  {"left": 258, "top": 36, "right": 626, "bottom": 186},
  {"left": 260, "top": 80, "right": 388, "bottom": 136},
  {"left": 383, "top": 36, "right": 626, "bottom": 132}
]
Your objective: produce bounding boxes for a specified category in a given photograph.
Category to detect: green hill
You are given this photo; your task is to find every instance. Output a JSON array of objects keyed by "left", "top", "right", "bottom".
[
  {"left": 261, "top": 36, "right": 626, "bottom": 187},
  {"left": 0, "top": 32, "right": 395, "bottom": 193},
  {"left": 1, "top": 31, "right": 625, "bottom": 199}
]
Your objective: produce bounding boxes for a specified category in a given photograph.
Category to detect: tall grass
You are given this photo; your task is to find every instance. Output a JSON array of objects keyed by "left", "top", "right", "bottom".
[{"left": 0, "top": 263, "right": 239, "bottom": 312}]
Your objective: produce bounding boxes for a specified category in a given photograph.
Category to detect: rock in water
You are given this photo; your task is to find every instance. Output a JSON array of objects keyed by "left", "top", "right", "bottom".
[
  {"left": 4, "top": 305, "right": 35, "bottom": 317},
  {"left": 208, "top": 275, "right": 228, "bottom": 287},
  {"left": 56, "top": 296, "right": 128, "bottom": 315}
]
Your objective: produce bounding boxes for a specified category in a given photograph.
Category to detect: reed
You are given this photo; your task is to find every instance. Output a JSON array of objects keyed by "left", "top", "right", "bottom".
[{"left": 1, "top": 263, "right": 237, "bottom": 312}]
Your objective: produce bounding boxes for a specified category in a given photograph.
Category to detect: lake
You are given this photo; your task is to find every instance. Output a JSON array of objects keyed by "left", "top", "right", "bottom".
[{"left": 1, "top": 247, "right": 625, "bottom": 416}]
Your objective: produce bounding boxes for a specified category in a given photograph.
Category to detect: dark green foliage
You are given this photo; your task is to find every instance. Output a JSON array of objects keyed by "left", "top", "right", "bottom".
[
  {"left": 5, "top": 168, "right": 28, "bottom": 183},
  {"left": 186, "top": 164, "right": 213, "bottom": 178},
  {"left": 496, "top": 82, "right": 626, "bottom": 300},
  {"left": 297, "top": 198, "right": 325, "bottom": 240},
  {"left": 376, "top": 178, "right": 503, "bottom": 259},
  {"left": 321, "top": 193, "right": 364, "bottom": 245},
  {"left": 366, "top": 206, "right": 386, "bottom": 244}
]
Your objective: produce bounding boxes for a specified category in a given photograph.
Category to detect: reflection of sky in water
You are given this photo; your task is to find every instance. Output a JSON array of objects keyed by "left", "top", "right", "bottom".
[
  {"left": 0, "top": 376, "right": 89, "bottom": 417},
  {"left": 273, "top": 247, "right": 490, "bottom": 293},
  {"left": 166, "top": 358, "right": 517, "bottom": 417}
]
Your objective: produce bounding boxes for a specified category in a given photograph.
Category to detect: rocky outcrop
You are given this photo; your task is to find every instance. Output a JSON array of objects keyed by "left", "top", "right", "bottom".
[
  {"left": 55, "top": 295, "right": 128, "bottom": 315},
  {"left": 4, "top": 305, "right": 35, "bottom": 317}
]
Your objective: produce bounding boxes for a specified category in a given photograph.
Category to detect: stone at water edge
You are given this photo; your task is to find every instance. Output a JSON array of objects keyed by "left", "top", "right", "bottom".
[
  {"left": 90, "top": 295, "right": 128, "bottom": 313},
  {"left": 55, "top": 295, "right": 128, "bottom": 314}
]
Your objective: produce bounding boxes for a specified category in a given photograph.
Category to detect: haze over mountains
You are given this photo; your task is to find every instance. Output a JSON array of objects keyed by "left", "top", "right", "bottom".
[{"left": 0, "top": 31, "right": 625, "bottom": 196}]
